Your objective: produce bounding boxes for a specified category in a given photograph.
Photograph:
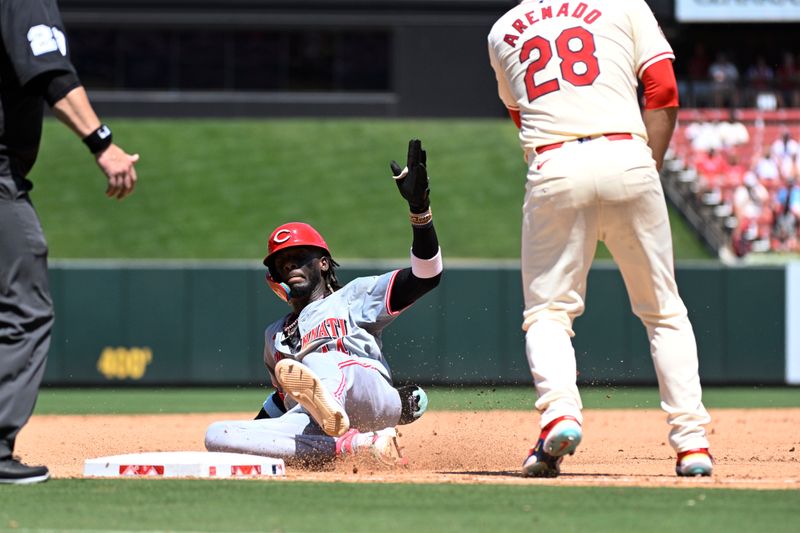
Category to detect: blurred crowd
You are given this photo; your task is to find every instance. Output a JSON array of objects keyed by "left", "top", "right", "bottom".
[
  {"left": 679, "top": 45, "right": 800, "bottom": 110},
  {"left": 679, "top": 122, "right": 800, "bottom": 256}
]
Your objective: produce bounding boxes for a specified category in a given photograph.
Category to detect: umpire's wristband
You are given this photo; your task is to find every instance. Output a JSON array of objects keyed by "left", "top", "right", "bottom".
[{"left": 82, "top": 124, "right": 113, "bottom": 154}]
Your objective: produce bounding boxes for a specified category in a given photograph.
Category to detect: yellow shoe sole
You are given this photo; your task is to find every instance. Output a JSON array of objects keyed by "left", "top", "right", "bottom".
[{"left": 275, "top": 359, "right": 350, "bottom": 437}]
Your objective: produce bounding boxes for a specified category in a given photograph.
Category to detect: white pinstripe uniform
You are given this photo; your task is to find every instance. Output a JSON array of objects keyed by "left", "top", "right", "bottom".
[{"left": 488, "top": 0, "right": 711, "bottom": 453}]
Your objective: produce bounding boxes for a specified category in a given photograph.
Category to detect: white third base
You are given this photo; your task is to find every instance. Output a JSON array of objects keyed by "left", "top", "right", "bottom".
[{"left": 83, "top": 451, "right": 285, "bottom": 478}]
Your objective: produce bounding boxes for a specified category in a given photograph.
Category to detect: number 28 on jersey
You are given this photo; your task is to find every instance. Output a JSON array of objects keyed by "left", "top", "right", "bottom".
[{"left": 501, "top": 2, "right": 603, "bottom": 103}]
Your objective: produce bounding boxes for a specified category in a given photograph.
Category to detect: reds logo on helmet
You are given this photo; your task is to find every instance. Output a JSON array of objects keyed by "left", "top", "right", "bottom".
[{"left": 263, "top": 222, "right": 331, "bottom": 302}]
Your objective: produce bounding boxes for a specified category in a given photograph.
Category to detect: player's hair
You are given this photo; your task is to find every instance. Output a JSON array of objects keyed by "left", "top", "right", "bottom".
[{"left": 324, "top": 255, "right": 342, "bottom": 292}]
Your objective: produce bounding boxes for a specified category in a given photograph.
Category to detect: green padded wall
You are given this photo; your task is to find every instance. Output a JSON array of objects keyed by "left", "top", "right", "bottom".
[{"left": 42, "top": 262, "right": 787, "bottom": 386}]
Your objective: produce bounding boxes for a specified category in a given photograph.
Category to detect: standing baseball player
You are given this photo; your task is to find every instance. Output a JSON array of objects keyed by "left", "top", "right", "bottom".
[
  {"left": 488, "top": 0, "right": 712, "bottom": 477},
  {"left": 206, "top": 139, "right": 440, "bottom": 466},
  {"left": 0, "top": 0, "right": 139, "bottom": 484}
]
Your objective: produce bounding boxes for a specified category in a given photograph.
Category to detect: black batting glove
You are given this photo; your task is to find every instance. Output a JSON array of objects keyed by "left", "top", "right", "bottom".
[{"left": 390, "top": 139, "right": 430, "bottom": 214}]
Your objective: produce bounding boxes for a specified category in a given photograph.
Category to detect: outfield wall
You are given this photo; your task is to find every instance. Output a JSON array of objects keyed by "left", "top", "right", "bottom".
[{"left": 42, "top": 261, "right": 797, "bottom": 386}]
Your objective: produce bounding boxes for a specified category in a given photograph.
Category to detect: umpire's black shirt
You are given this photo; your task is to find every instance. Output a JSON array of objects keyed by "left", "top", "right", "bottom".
[{"left": 0, "top": 0, "right": 76, "bottom": 191}]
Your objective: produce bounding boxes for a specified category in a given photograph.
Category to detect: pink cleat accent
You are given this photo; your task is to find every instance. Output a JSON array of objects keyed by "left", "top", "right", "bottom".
[{"left": 336, "top": 428, "right": 407, "bottom": 467}]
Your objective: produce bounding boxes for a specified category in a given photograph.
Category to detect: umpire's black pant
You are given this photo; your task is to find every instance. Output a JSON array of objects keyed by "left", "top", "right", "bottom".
[{"left": 0, "top": 174, "right": 53, "bottom": 460}]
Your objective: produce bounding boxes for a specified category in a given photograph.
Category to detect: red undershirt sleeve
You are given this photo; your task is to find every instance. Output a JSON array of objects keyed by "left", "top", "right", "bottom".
[{"left": 641, "top": 58, "right": 679, "bottom": 110}]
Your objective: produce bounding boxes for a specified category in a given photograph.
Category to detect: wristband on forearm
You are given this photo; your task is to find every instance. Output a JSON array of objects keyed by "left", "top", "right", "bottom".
[
  {"left": 82, "top": 124, "right": 112, "bottom": 154},
  {"left": 409, "top": 207, "right": 432, "bottom": 227},
  {"left": 410, "top": 247, "right": 443, "bottom": 278}
]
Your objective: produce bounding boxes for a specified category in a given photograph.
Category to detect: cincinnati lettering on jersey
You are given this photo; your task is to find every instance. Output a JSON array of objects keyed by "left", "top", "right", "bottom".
[
  {"left": 302, "top": 318, "right": 349, "bottom": 349},
  {"left": 503, "top": 2, "right": 603, "bottom": 48}
]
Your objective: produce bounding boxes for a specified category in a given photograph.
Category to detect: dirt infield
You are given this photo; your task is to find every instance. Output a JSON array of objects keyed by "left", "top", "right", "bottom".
[{"left": 18, "top": 408, "right": 800, "bottom": 490}]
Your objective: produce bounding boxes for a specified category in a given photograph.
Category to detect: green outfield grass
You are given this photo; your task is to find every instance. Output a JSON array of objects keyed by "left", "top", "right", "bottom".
[
  {"left": 29, "top": 118, "right": 711, "bottom": 260},
  {"left": 0, "top": 480, "right": 797, "bottom": 532},
  {"left": 33, "top": 386, "right": 800, "bottom": 415}
]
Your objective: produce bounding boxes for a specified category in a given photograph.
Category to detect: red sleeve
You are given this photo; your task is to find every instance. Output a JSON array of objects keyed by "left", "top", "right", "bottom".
[
  {"left": 508, "top": 108, "right": 521, "bottom": 129},
  {"left": 641, "top": 58, "right": 679, "bottom": 110}
]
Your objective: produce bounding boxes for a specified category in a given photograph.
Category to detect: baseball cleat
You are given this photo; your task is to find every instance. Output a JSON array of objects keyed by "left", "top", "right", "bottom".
[
  {"left": 675, "top": 448, "right": 713, "bottom": 477},
  {"left": 522, "top": 415, "right": 582, "bottom": 478},
  {"left": 274, "top": 359, "right": 350, "bottom": 437},
  {"left": 336, "top": 428, "right": 407, "bottom": 467},
  {"left": 397, "top": 384, "right": 428, "bottom": 424}
]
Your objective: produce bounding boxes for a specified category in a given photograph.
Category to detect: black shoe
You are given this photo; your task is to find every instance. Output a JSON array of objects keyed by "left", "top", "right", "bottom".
[
  {"left": 0, "top": 457, "right": 50, "bottom": 484},
  {"left": 397, "top": 385, "right": 429, "bottom": 425}
]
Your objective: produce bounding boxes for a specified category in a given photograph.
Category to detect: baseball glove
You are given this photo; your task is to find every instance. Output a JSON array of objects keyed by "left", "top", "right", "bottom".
[{"left": 390, "top": 139, "right": 430, "bottom": 214}]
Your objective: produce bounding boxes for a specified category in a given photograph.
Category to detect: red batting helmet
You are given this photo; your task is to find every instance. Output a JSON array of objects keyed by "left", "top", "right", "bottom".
[{"left": 263, "top": 222, "right": 331, "bottom": 302}]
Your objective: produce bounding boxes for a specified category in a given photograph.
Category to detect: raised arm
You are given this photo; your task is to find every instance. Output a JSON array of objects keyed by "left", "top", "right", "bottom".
[{"left": 388, "top": 139, "right": 443, "bottom": 312}]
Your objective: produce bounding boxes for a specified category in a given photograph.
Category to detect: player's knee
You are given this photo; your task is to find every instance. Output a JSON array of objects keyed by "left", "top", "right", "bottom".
[
  {"left": 204, "top": 422, "right": 231, "bottom": 452},
  {"left": 635, "top": 304, "right": 689, "bottom": 329},
  {"left": 301, "top": 352, "right": 325, "bottom": 366},
  {"left": 522, "top": 311, "right": 574, "bottom": 336},
  {"left": 301, "top": 351, "right": 344, "bottom": 371}
]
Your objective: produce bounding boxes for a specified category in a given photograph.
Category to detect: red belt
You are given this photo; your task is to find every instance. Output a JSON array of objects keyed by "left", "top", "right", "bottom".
[{"left": 535, "top": 133, "right": 633, "bottom": 154}]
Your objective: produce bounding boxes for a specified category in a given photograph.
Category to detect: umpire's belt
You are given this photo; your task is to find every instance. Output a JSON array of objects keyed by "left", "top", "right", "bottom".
[{"left": 535, "top": 133, "right": 633, "bottom": 155}]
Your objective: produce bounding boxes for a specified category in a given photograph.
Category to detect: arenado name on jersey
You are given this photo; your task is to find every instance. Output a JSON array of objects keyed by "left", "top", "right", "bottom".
[{"left": 500, "top": 1, "right": 603, "bottom": 48}]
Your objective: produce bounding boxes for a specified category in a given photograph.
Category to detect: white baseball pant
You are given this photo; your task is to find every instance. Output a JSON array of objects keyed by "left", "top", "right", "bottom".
[
  {"left": 205, "top": 351, "right": 402, "bottom": 461},
  {"left": 521, "top": 135, "right": 711, "bottom": 452}
]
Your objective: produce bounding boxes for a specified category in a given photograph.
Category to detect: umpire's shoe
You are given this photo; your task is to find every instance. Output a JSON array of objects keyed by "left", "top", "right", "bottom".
[
  {"left": 522, "top": 415, "right": 582, "bottom": 478},
  {"left": 397, "top": 385, "right": 428, "bottom": 425},
  {"left": 275, "top": 359, "right": 350, "bottom": 437},
  {"left": 0, "top": 457, "right": 50, "bottom": 484}
]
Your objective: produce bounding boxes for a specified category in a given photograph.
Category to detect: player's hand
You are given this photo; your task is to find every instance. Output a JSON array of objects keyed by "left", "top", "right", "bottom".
[
  {"left": 96, "top": 144, "right": 140, "bottom": 200},
  {"left": 390, "top": 139, "right": 430, "bottom": 214}
]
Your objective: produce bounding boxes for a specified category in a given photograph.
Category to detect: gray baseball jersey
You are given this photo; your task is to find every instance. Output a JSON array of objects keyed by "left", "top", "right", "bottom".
[
  {"left": 206, "top": 271, "right": 408, "bottom": 462},
  {"left": 264, "top": 271, "right": 401, "bottom": 381}
]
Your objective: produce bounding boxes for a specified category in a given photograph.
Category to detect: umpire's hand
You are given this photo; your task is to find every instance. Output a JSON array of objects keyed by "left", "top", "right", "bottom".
[{"left": 97, "top": 144, "right": 140, "bottom": 200}]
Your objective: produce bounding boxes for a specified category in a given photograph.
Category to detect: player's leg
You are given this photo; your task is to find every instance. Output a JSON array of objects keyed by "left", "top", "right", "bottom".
[
  {"left": 260, "top": 374, "right": 425, "bottom": 426},
  {"left": 205, "top": 408, "right": 335, "bottom": 466},
  {"left": 205, "top": 404, "right": 404, "bottom": 467},
  {"left": 324, "top": 353, "right": 409, "bottom": 465},
  {"left": 275, "top": 351, "right": 410, "bottom": 466},
  {"left": 598, "top": 140, "right": 711, "bottom": 472},
  {"left": 274, "top": 353, "right": 350, "bottom": 437},
  {"left": 275, "top": 351, "right": 403, "bottom": 434},
  {"left": 334, "top": 355, "right": 403, "bottom": 431},
  {"left": 520, "top": 149, "right": 599, "bottom": 476},
  {"left": 0, "top": 189, "right": 53, "bottom": 484},
  {"left": 521, "top": 151, "right": 600, "bottom": 425}
]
